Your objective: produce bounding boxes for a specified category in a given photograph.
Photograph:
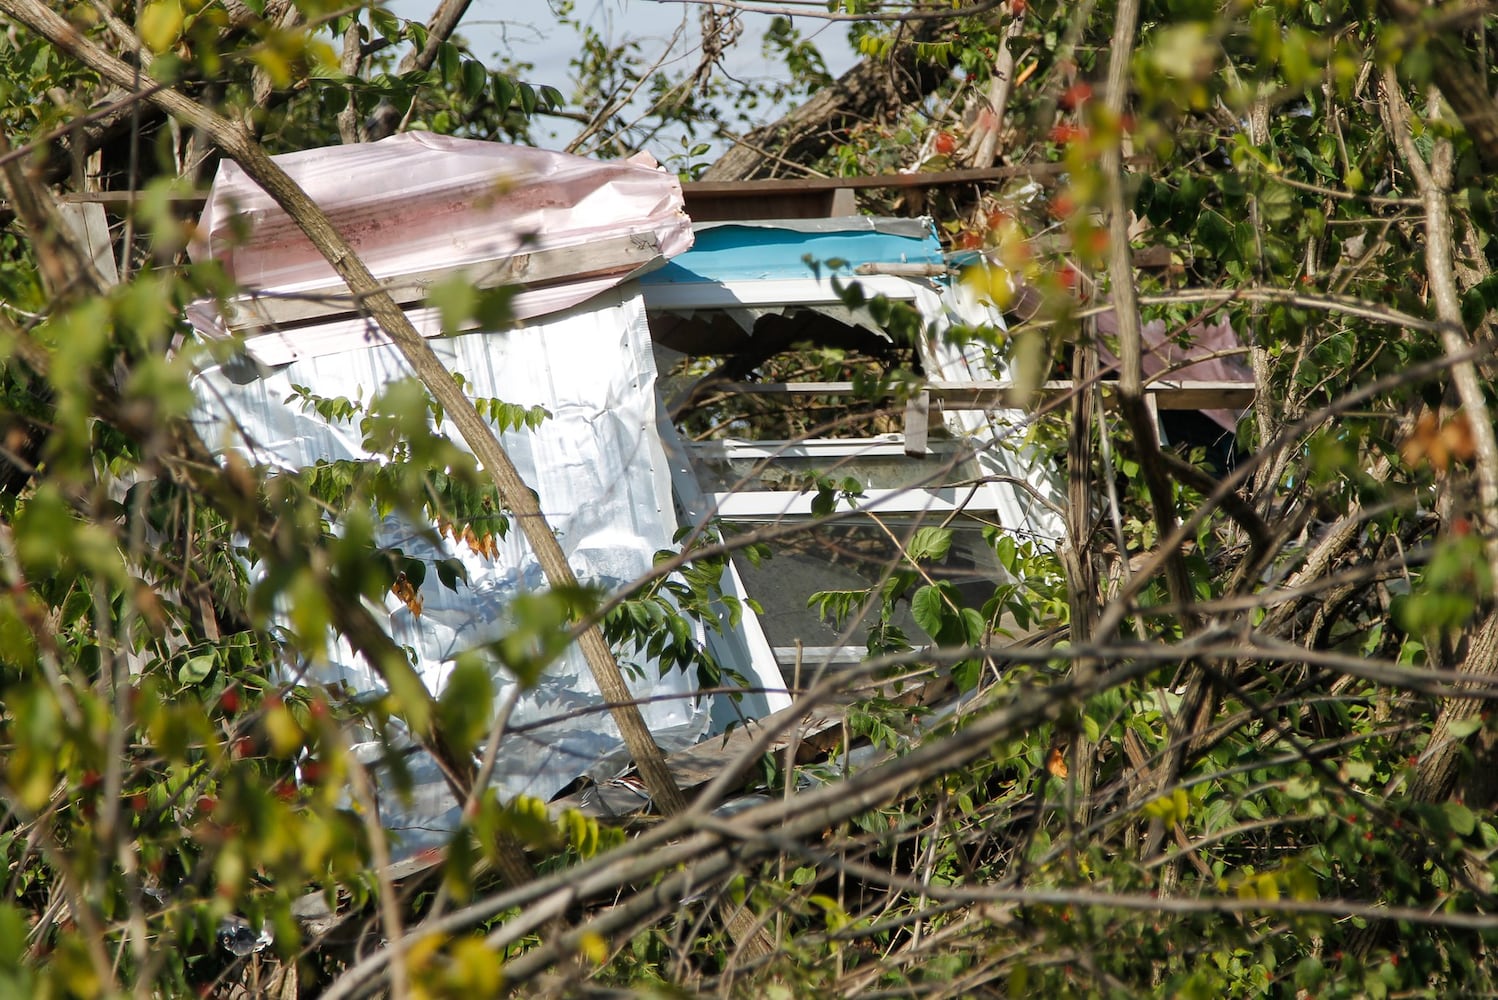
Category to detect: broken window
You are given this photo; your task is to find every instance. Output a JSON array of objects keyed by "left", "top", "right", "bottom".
[{"left": 642, "top": 220, "right": 1064, "bottom": 670}]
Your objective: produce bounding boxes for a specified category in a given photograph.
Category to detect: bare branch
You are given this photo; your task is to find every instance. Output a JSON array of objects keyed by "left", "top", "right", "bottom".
[{"left": 652, "top": 0, "right": 1003, "bottom": 21}]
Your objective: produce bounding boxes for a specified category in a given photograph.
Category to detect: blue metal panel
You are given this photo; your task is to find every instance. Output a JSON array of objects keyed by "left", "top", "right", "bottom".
[{"left": 642, "top": 219, "right": 944, "bottom": 286}]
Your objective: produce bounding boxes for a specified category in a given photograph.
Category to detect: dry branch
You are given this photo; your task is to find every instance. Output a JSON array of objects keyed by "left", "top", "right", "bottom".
[
  {"left": 1382, "top": 64, "right": 1498, "bottom": 814},
  {"left": 0, "top": 0, "right": 686, "bottom": 886},
  {"left": 701, "top": 18, "right": 953, "bottom": 180}
]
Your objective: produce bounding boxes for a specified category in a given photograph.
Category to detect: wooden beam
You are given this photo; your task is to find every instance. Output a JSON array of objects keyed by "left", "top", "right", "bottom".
[
  {"left": 712, "top": 379, "right": 1256, "bottom": 411},
  {"left": 683, "top": 162, "right": 1076, "bottom": 197},
  {"left": 552, "top": 674, "right": 957, "bottom": 819},
  {"left": 552, "top": 700, "right": 850, "bottom": 818},
  {"left": 223, "top": 232, "right": 662, "bottom": 332},
  {"left": 46, "top": 160, "right": 1134, "bottom": 213},
  {"left": 57, "top": 202, "right": 119, "bottom": 285},
  {"left": 903, "top": 389, "right": 930, "bottom": 457}
]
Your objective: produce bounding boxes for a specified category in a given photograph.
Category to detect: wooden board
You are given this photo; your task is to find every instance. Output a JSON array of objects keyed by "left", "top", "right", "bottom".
[
  {"left": 713, "top": 378, "right": 1256, "bottom": 411},
  {"left": 222, "top": 232, "right": 663, "bottom": 332}
]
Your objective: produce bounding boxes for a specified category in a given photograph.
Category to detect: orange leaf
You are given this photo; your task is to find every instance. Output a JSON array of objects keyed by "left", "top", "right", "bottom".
[
  {"left": 1400, "top": 411, "right": 1448, "bottom": 472},
  {"left": 1442, "top": 412, "right": 1477, "bottom": 465},
  {"left": 1046, "top": 746, "right": 1069, "bottom": 779}
]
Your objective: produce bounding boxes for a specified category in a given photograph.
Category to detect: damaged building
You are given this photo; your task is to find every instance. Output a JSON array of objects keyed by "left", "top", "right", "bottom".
[{"left": 185, "top": 133, "right": 1238, "bottom": 848}]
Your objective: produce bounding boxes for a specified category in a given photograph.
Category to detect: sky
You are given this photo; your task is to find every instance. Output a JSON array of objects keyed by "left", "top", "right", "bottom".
[{"left": 386, "top": 0, "right": 861, "bottom": 151}]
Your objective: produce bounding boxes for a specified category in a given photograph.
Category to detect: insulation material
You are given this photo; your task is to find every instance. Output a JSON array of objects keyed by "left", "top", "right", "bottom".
[
  {"left": 189, "top": 133, "right": 694, "bottom": 363},
  {"left": 191, "top": 288, "right": 718, "bottom": 850}
]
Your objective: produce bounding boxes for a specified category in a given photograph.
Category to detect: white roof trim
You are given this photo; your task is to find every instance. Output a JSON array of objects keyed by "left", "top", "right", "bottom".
[{"left": 640, "top": 275, "right": 926, "bottom": 312}]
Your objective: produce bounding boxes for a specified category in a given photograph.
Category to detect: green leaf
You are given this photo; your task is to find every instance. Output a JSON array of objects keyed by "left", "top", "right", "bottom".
[
  {"left": 139, "top": 0, "right": 185, "bottom": 54},
  {"left": 907, "top": 526, "right": 952, "bottom": 563},
  {"left": 959, "top": 607, "right": 985, "bottom": 645},
  {"left": 1444, "top": 801, "right": 1477, "bottom": 837},
  {"left": 461, "top": 59, "right": 487, "bottom": 99},
  {"left": 810, "top": 483, "right": 835, "bottom": 518},
  {"left": 952, "top": 658, "right": 981, "bottom": 691},
  {"left": 437, "top": 658, "right": 494, "bottom": 752},
  {"left": 368, "top": 6, "right": 401, "bottom": 40},
  {"left": 911, "top": 584, "right": 944, "bottom": 638},
  {"left": 1445, "top": 716, "right": 1483, "bottom": 740},
  {"left": 493, "top": 75, "right": 517, "bottom": 112},
  {"left": 1258, "top": 183, "right": 1295, "bottom": 224},
  {"left": 0, "top": 903, "right": 28, "bottom": 972},
  {"left": 178, "top": 654, "right": 216, "bottom": 686},
  {"left": 1194, "top": 210, "right": 1232, "bottom": 256},
  {"left": 1282, "top": 776, "right": 1317, "bottom": 800},
  {"left": 435, "top": 558, "right": 470, "bottom": 592},
  {"left": 437, "top": 41, "right": 461, "bottom": 85},
  {"left": 993, "top": 533, "right": 1017, "bottom": 573},
  {"left": 426, "top": 272, "right": 477, "bottom": 335}
]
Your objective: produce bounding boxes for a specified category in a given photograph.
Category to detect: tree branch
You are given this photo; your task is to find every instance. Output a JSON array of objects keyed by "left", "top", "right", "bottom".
[
  {"left": 0, "top": 0, "right": 683, "bottom": 880},
  {"left": 365, "top": 0, "right": 476, "bottom": 141},
  {"left": 700, "top": 17, "right": 952, "bottom": 180},
  {"left": 1382, "top": 65, "right": 1498, "bottom": 806}
]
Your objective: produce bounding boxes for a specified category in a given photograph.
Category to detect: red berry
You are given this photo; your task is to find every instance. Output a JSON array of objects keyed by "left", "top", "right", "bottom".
[
  {"left": 933, "top": 131, "right": 958, "bottom": 155},
  {"left": 1059, "top": 82, "right": 1093, "bottom": 111},
  {"left": 1049, "top": 123, "right": 1082, "bottom": 144},
  {"left": 218, "top": 688, "right": 241, "bottom": 714}
]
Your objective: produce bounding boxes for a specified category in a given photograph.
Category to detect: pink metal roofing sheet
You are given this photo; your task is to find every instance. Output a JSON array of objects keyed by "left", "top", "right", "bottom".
[{"left": 191, "top": 132, "right": 693, "bottom": 332}]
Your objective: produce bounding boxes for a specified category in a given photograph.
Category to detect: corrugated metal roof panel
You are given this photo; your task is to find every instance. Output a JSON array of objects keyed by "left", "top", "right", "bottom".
[{"left": 641, "top": 218, "right": 942, "bottom": 287}]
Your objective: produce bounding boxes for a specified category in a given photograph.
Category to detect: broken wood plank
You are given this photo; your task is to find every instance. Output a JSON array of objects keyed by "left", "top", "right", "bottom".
[
  {"left": 221, "top": 232, "right": 662, "bottom": 332},
  {"left": 713, "top": 379, "right": 1256, "bottom": 411},
  {"left": 57, "top": 202, "right": 119, "bottom": 285},
  {"left": 551, "top": 698, "right": 850, "bottom": 818},
  {"left": 685, "top": 162, "right": 1081, "bottom": 196},
  {"left": 903, "top": 389, "right": 931, "bottom": 457}
]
